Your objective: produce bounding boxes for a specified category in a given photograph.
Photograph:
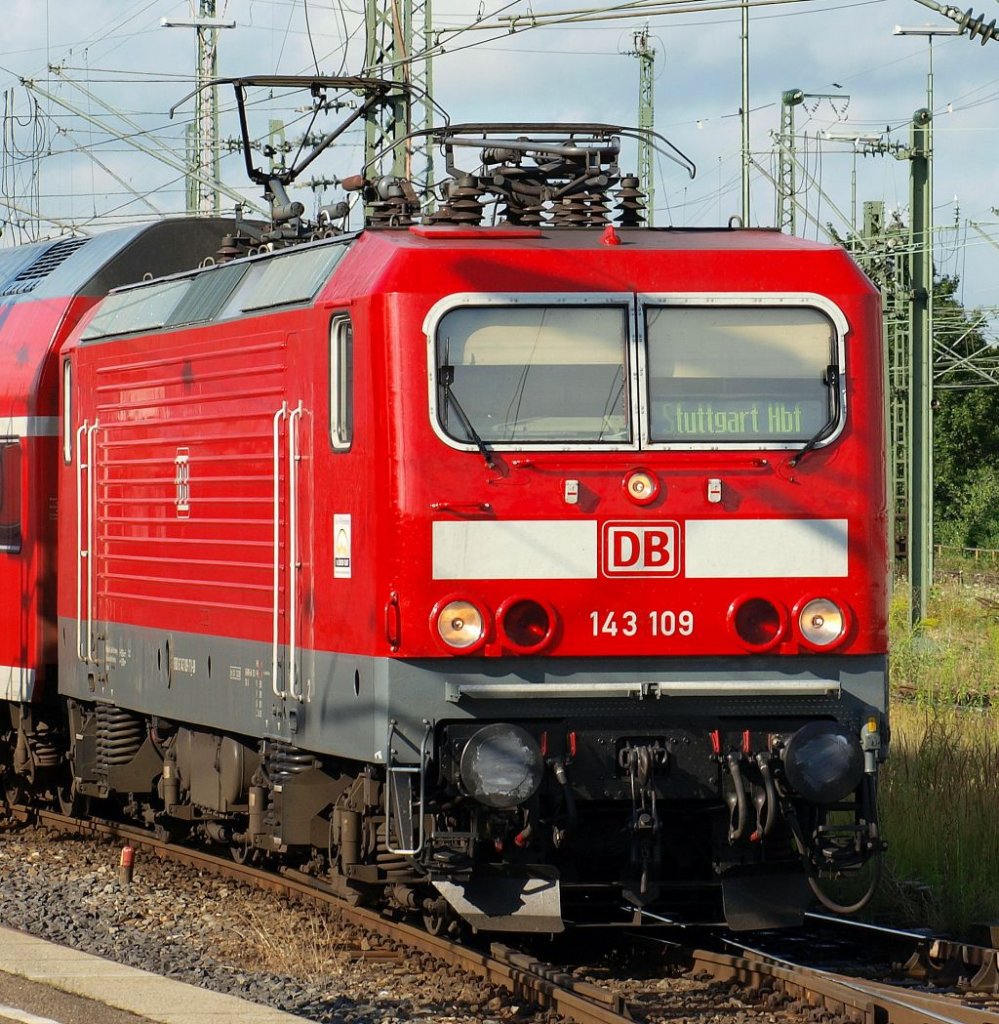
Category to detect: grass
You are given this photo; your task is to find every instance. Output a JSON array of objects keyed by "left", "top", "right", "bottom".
[
  {"left": 889, "top": 582, "right": 999, "bottom": 707},
  {"left": 878, "top": 576, "right": 999, "bottom": 935},
  {"left": 208, "top": 902, "right": 364, "bottom": 988},
  {"left": 877, "top": 703, "right": 999, "bottom": 933}
]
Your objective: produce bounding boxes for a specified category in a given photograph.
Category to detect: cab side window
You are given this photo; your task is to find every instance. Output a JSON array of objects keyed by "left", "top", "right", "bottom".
[{"left": 330, "top": 315, "right": 353, "bottom": 451}]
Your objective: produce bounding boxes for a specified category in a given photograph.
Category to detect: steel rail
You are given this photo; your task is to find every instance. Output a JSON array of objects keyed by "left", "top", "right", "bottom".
[
  {"left": 805, "top": 910, "right": 999, "bottom": 992},
  {"left": 690, "top": 946, "right": 999, "bottom": 1024},
  {"left": 23, "top": 808, "right": 633, "bottom": 1024},
  {"left": 16, "top": 807, "right": 999, "bottom": 1024}
]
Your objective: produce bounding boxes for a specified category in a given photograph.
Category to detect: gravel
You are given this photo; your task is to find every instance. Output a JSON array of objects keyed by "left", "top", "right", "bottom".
[
  {"left": 0, "top": 824, "right": 527, "bottom": 1023},
  {"left": 0, "top": 823, "right": 810, "bottom": 1024}
]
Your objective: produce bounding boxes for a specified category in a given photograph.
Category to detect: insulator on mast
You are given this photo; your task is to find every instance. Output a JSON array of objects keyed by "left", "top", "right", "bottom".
[{"left": 957, "top": 6, "right": 999, "bottom": 43}]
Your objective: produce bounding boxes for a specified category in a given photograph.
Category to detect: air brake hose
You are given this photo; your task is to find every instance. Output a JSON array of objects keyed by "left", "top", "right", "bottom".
[
  {"left": 784, "top": 777, "right": 884, "bottom": 915},
  {"left": 757, "top": 754, "right": 778, "bottom": 839},
  {"left": 726, "top": 753, "right": 748, "bottom": 842},
  {"left": 806, "top": 855, "right": 882, "bottom": 914},
  {"left": 552, "top": 759, "right": 577, "bottom": 825}
]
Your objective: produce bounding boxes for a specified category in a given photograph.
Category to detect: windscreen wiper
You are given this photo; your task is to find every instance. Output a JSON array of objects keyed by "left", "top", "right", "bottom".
[
  {"left": 789, "top": 365, "right": 841, "bottom": 468},
  {"left": 440, "top": 346, "right": 495, "bottom": 469}
]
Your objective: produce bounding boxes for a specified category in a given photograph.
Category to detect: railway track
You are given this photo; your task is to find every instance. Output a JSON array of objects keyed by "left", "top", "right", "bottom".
[
  {"left": 692, "top": 945, "right": 999, "bottom": 1024},
  {"left": 7, "top": 804, "right": 999, "bottom": 1024}
]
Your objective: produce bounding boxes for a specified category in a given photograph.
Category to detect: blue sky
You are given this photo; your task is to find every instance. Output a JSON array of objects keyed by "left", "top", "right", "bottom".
[{"left": 2, "top": 0, "right": 998, "bottom": 313}]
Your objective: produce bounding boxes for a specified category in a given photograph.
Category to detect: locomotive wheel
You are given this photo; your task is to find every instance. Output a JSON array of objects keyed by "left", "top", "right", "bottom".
[
  {"left": 229, "top": 840, "right": 257, "bottom": 865},
  {"left": 3, "top": 774, "right": 27, "bottom": 811},
  {"left": 422, "top": 902, "right": 461, "bottom": 938},
  {"left": 57, "top": 778, "right": 88, "bottom": 819},
  {"left": 422, "top": 908, "right": 447, "bottom": 936}
]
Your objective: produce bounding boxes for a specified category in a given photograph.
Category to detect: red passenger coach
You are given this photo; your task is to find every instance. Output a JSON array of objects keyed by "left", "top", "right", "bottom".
[
  {"left": 53, "top": 165, "right": 889, "bottom": 934},
  {"left": 0, "top": 221, "right": 232, "bottom": 721}
]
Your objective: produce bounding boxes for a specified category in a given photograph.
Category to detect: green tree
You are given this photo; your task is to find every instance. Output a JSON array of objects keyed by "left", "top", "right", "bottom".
[{"left": 933, "top": 276, "right": 999, "bottom": 549}]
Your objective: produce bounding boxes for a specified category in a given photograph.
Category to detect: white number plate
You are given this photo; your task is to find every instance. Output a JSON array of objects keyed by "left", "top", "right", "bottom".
[{"left": 589, "top": 609, "right": 695, "bottom": 637}]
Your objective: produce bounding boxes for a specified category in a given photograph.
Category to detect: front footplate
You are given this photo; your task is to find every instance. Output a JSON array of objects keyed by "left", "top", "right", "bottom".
[
  {"left": 433, "top": 868, "right": 563, "bottom": 933},
  {"left": 721, "top": 866, "right": 811, "bottom": 930}
]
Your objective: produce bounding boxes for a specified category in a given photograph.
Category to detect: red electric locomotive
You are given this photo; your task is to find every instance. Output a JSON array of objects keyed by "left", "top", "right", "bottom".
[{"left": 7, "top": 115, "right": 889, "bottom": 934}]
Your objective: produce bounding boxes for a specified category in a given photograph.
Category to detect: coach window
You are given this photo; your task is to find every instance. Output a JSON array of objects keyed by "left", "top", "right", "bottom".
[
  {"left": 330, "top": 316, "right": 353, "bottom": 450},
  {"left": 0, "top": 438, "right": 21, "bottom": 554},
  {"left": 644, "top": 304, "right": 838, "bottom": 444},
  {"left": 435, "top": 304, "right": 630, "bottom": 444}
]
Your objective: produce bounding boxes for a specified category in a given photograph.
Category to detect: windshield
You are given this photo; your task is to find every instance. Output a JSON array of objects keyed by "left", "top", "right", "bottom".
[
  {"left": 436, "top": 304, "right": 631, "bottom": 443},
  {"left": 430, "top": 298, "right": 842, "bottom": 450},
  {"left": 645, "top": 305, "right": 836, "bottom": 443}
]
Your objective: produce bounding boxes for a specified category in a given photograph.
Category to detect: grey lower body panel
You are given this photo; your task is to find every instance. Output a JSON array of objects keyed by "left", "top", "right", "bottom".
[{"left": 58, "top": 617, "right": 886, "bottom": 764}]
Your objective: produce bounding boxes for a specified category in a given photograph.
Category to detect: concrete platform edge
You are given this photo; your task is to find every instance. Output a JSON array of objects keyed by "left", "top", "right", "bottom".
[{"left": 0, "top": 926, "right": 304, "bottom": 1023}]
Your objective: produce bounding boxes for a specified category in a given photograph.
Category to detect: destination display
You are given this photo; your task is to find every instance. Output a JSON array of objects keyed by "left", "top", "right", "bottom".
[
  {"left": 654, "top": 396, "right": 826, "bottom": 440},
  {"left": 644, "top": 303, "right": 837, "bottom": 443}
]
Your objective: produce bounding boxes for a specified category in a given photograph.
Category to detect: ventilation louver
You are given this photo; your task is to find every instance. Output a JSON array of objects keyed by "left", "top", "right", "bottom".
[{"left": 0, "top": 237, "right": 91, "bottom": 297}]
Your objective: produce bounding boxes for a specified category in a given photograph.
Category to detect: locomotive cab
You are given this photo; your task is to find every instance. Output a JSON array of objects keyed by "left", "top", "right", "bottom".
[{"left": 379, "top": 258, "right": 888, "bottom": 930}]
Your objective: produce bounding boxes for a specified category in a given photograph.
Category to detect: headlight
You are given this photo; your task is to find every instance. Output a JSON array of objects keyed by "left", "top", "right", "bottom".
[
  {"left": 435, "top": 599, "right": 486, "bottom": 651},
  {"left": 782, "top": 721, "right": 864, "bottom": 804},
  {"left": 797, "top": 597, "right": 846, "bottom": 647},
  {"left": 623, "top": 468, "right": 659, "bottom": 505},
  {"left": 459, "top": 723, "right": 544, "bottom": 809}
]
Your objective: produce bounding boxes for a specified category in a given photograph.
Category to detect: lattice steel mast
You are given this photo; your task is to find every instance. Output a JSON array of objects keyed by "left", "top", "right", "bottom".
[
  {"left": 162, "top": 1, "right": 235, "bottom": 215},
  {"left": 363, "top": 0, "right": 434, "bottom": 188},
  {"left": 630, "top": 27, "right": 655, "bottom": 225}
]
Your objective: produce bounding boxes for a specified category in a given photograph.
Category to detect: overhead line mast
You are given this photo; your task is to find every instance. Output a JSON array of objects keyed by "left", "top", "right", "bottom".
[
  {"left": 363, "top": 0, "right": 435, "bottom": 192},
  {"left": 162, "top": 1, "right": 235, "bottom": 216},
  {"left": 629, "top": 27, "right": 656, "bottom": 225},
  {"left": 363, "top": 0, "right": 411, "bottom": 180}
]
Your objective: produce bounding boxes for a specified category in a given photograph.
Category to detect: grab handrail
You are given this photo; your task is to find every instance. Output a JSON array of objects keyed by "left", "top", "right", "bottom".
[
  {"left": 271, "top": 402, "right": 288, "bottom": 698},
  {"left": 75, "top": 422, "right": 88, "bottom": 662},
  {"left": 288, "top": 401, "right": 303, "bottom": 701},
  {"left": 75, "top": 422, "right": 100, "bottom": 663}
]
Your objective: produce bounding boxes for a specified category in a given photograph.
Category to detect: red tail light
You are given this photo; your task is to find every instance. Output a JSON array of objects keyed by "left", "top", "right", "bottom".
[
  {"left": 498, "top": 597, "right": 557, "bottom": 654},
  {"left": 730, "top": 597, "right": 786, "bottom": 651}
]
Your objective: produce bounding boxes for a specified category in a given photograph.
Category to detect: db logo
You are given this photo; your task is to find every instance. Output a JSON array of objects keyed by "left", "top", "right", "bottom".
[{"left": 602, "top": 521, "right": 681, "bottom": 577}]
